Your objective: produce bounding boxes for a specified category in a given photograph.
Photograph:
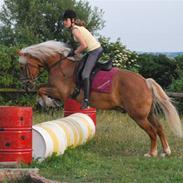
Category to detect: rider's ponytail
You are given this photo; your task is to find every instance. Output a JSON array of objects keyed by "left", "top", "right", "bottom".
[{"left": 75, "top": 19, "right": 86, "bottom": 27}]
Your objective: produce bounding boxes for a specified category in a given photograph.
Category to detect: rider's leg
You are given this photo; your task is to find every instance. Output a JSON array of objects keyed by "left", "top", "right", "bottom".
[
  {"left": 80, "top": 77, "right": 90, "bottom": 109},
  {"left": 71, "top": 56, "right": 87, "bottom": 99},
  {"left": 80, "top": 47, "right": 103, "bottom": 109}
]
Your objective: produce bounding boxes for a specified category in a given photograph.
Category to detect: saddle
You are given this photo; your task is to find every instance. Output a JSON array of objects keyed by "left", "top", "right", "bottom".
[{"left": 71, "top": 57, "right": 113, "bottom": 98}]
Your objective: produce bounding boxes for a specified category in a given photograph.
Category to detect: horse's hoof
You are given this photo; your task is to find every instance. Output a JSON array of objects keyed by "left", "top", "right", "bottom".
[
  {"left": 144, "top": 151, "right": 158, "bottom": 157},
  {"left": 144, "top": 153, "right": 152, "bottom": 158},
  {"left": 160, "top": 152, "right": 171, "bottom": 157},
  {"left": 160, "top": 147, "right": 171, "bottom": 157},
  {"left": 37, "top": 97, "right": 45, "bottom": 107},
  {"left": 160, "top": 151, "right": 171, "bottom": 157},
  {"left": 160, "top": 153, "right": 166, "bottom": 157}
]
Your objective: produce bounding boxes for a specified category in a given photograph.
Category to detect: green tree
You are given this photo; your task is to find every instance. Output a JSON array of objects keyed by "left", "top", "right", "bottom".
[
  {"left": 138, "top": 54, "right": 180, "bottom": 88},
  {"left": 175, "top": 55, "right": 183, "bottom": 72},
  {"left": 99, "top": 37, "right": 139, "bottom": 71},
  {"left": 0, "top": 0, "right": 105, "bottom": 46},
  {"left": 0, "top": 45, "right": 21, "bottom": 88},
  {"left": 168, "top": 55, "right": 183, "bottom": 92}
]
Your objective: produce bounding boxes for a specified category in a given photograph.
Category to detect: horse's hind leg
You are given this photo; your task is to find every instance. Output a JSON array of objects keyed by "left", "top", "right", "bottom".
[
  {"left": 148, "top": 113, "right": 171, "bottom": 156},
  {"left": 134, "top": 118, "right": 158, "bottom": 157}
]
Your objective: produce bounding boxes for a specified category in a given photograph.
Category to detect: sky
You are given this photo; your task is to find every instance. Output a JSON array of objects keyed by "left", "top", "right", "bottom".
[
  {"left": 88, "top": 0, "right": 183, "bottom": 52},
  {"left": 0, "top": 0, "right": 183, "bottom": 52}
]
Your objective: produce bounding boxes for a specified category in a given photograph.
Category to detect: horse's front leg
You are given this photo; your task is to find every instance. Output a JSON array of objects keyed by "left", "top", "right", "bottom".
[{"left": 37, "top": 84, "right": 62, "bottom": 108}]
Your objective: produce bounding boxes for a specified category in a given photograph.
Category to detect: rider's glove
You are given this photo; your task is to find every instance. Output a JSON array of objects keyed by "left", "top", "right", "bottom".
[{"left": 67, "top": 50, "right": 75, "bottom": 57}]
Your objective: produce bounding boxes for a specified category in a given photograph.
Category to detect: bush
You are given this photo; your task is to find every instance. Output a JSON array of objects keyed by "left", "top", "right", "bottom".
[
  {"left": 0, "top": 45, "right": 21, "bottom": 88},
  {"left": 0, "top": 44, "right": 47, "bottom": 107},
  {"left": 137, "top": 54, "right": 180, "bottom": 89},
  {"left": 169, "top": 74, "right": 183, "bottom": 92},
  {"left": 99, "top": 37, "right": 139, "bottom": 72},
  {"left": 168, "top": 73, "right": 183, "bottom": 114},
  {"left": 0, "top": 92, "right": 37, "bottom": 106}
]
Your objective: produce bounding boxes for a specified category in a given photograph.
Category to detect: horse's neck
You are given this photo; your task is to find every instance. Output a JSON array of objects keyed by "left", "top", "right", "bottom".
[{"left": 48, "top": 57, "right": 76, "bottom": 88}]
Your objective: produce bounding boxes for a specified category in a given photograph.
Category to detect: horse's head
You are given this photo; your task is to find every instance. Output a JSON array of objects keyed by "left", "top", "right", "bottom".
[
  {"left": 17, "top": 41, "right": 73, "bottom": 91},
  {"left": 17, "top": 50, "right": 43, "bottom": 91}
]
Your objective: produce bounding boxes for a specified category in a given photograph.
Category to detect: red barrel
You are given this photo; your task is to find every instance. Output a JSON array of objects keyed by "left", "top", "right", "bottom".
[
  {"left": 64, "top": 99, "right": 96, "bottom": 125},
  {"left": 0, "top": 106, "right": 32, "bottom": 164}
]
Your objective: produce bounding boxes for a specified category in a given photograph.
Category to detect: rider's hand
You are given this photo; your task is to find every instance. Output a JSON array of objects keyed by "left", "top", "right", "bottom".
[
  {"left": 67, "top": 50, "right": 75, "bottom": 57},
  {"left": 74, "top": 53, "right": 82, "bottom": 61}
]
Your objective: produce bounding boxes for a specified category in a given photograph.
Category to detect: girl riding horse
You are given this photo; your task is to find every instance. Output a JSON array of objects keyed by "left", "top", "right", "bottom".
[{"left": 62, "top": 9, "right": 103, "bottom": 109}]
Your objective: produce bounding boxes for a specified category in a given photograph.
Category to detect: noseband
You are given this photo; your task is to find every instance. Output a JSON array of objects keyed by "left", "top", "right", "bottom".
[{"left": 21, "top": 62, "right": 39, "bottom": 82}]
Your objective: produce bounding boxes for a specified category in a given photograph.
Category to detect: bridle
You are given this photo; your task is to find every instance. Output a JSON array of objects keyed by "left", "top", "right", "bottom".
[
  {"left": 21, "top": 62, "right": 39, "bottom": 82},
  {"left": 20, "top": 54, "right": 77, "bottom": 90}
]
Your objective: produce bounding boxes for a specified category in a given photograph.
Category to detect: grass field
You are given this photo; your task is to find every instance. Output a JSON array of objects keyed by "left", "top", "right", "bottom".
[{"left": 28, "top": 110, "right": 183, "bottom": 183}]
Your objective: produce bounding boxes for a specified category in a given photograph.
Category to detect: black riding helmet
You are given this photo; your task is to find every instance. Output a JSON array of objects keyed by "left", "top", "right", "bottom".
[{"left": 62, "top": 9, "right": 77, "bottom": 20}]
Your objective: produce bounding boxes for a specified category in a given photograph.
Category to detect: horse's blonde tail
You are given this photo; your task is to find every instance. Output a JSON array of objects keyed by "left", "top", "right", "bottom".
[{"left": 146, "top": 78, "right": 183, "bottom": 138}]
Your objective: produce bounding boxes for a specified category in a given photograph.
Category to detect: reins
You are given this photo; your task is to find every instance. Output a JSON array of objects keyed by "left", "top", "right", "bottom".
[
  {"left": 47, "top": 55, "right": 68, "bottom": 78},
  {"left": 22, "top": 54, "right": 78, "bottom": 84},
  {"left": 22, "top": 63, "right": 39, "bottom": 81}
]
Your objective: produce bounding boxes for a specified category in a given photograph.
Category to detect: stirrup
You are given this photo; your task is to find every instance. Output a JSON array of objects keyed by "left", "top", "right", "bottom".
[
  {"left": 80, "top": 99, "right": 89, "bottom": 110},
  {"left": 71, "top": 87, "right": 80, "bottom": 99}
]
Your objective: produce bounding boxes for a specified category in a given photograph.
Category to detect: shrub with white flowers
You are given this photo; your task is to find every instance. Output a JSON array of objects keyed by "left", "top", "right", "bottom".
[{"left": 98, "top": 37, "right": 139, "bottom": 71}]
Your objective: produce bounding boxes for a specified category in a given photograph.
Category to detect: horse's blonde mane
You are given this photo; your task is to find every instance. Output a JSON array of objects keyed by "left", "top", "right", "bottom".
[{"left": 20, "top": 40, "right": 71, "bottom": 62}]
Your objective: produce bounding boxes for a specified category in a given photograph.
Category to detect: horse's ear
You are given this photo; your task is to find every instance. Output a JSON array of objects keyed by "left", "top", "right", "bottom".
[
  {"left": 17, "top": 50, "right": 23, "bottom": 56},
  {"left": 17, "top": 50, "right": 27, "bottom": 56}
]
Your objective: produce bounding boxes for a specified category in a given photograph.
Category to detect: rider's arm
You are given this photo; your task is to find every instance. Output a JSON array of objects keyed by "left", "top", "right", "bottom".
[{"left": 72, "top": 28, "right": 87, "bottom": 54}]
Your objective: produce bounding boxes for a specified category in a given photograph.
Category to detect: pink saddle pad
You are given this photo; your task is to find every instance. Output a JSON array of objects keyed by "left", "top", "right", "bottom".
[{"left": 91, "top": 68, "right": 118, "bottom": 93}]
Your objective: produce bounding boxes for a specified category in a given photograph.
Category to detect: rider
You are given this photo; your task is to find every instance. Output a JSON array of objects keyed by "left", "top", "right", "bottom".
[{"left": 62, "top": 9, "right": 103, "bottom": 109}]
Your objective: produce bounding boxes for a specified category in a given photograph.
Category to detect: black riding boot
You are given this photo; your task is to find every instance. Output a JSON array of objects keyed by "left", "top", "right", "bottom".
[{"left": 80, "top": 78, "right": 90, "bottom": 109}]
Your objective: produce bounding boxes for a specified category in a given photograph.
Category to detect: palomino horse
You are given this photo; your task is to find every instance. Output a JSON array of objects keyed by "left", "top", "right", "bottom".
[{"left": 18, "top": 40, "right": 183, "bottom": 157}]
